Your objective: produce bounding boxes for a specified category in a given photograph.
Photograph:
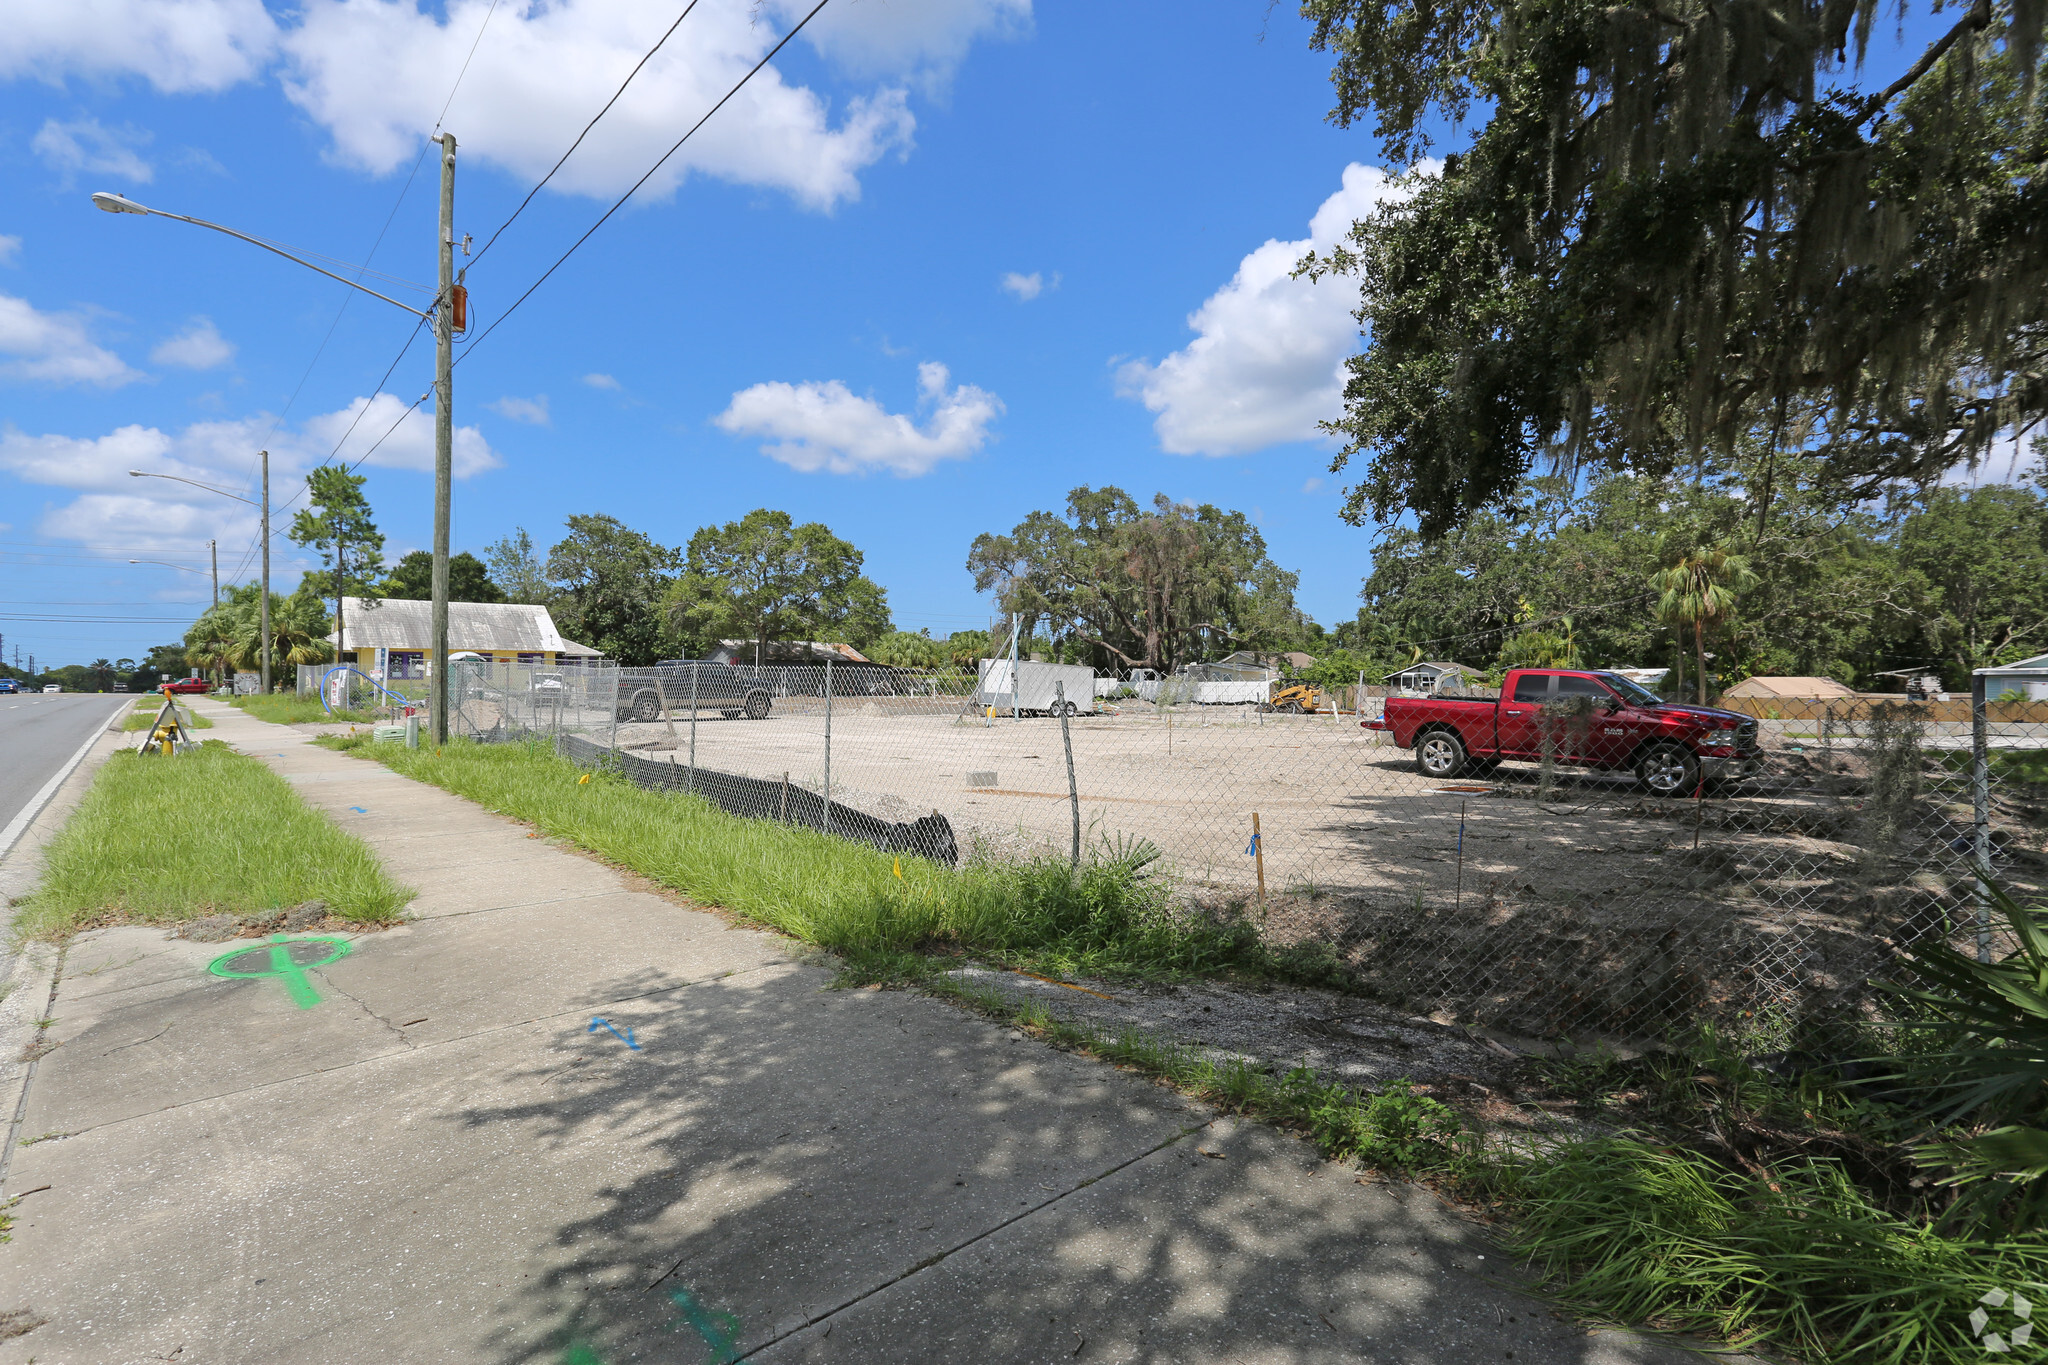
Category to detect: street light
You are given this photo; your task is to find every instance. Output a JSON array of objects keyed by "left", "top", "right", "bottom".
[
  {"left": 91, "top": 194, "right": 432, "bottom": 322},
  {"left": 94, "top": 138, "right": 460, "bottom": 739},
  {"left": 131, "top": 469, "right": 268, "bottom": 690}
]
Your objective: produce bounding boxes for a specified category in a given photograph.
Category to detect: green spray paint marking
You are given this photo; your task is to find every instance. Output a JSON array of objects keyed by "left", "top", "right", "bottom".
[
  {"left": 207, "top": 935, "right": 353, "bottom": 1009},
  {"left": 667, "top": 1288, "right": 743, "bottom": 1363},
  {"left": 557, "top": 1288, "right": 743, "bottom": 1364}
]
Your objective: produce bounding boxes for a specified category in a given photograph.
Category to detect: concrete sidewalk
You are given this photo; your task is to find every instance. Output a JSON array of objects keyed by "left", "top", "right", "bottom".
[{"left": 0, "top": 703, "right": 1718, "bottom": 1365}]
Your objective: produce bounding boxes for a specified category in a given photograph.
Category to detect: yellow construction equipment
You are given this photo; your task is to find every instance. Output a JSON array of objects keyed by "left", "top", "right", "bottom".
[{"left": 1264, "top": 681, "right": 1323, "bottom": 714}]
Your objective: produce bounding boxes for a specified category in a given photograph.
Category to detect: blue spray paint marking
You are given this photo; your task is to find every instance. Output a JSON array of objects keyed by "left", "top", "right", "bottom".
[
  {"left": 349, "top": 806, "right": 368, "bottom": 813},
  {"left": 589, "top": 1017, "right": 639, "bottom": 1050}
]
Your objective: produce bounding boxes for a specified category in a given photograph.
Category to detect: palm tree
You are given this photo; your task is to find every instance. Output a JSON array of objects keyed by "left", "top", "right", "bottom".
[
  {"left": 231, "top": 593, "right": 333, "bottom": 679},
  {"left": 1651, "top": 536, "right": 1758, "bottom": 704},
  {"left": 185, "top": 607, "right": 239, "bottom": 684}
]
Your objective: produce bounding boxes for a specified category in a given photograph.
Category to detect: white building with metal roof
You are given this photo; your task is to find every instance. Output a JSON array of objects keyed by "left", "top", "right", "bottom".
[{"left": 325, "top": 597, "right": 602, "bottom": 680}]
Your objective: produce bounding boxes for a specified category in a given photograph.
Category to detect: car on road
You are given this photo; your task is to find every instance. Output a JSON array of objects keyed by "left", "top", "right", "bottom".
[
  {"left": 42, "top": 684, "right": 61, "bottom": 693},
  {"left": 161, "top": 677, "right": 212, "bottom": 695},
  {"left": 0, "top": 679, "right": 18, "bottom": 694},
  {"left": 1365, "top": 667, "right": 1762, "bottom": 795}
]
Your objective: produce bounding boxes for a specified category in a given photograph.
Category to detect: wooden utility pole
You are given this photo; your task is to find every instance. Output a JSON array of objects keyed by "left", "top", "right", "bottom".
[
  {"left": 260, "top": 449, "right": 271, "bottom": 693},
  {"left": 431, "top": 133, "right": 457, "bottom": 743}
]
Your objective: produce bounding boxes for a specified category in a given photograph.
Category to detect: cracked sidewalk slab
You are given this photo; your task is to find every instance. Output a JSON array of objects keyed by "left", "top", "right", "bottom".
[{"left": 0, "top": 699, "right": 1739, "bottom": 1364}]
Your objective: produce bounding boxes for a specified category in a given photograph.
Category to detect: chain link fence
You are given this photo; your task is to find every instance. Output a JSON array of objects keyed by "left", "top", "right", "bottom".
[{"left": 377, "top": 654, "right": 2046, "bottom": 1042}]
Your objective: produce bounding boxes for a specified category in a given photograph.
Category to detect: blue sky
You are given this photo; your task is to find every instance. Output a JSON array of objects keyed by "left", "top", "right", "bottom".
[{"left": 0, "top": 0, "right": 1969, "bottom": 670}]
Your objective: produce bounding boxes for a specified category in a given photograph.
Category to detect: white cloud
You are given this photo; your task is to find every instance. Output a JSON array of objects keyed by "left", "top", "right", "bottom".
[
  {"left": 715, "top": 361, "right": 1001, "bottom": 476},
  {"left": 1118, "top": 162, "right": 1428, "bottom": 456},
  {"left": 303, "top": 393, "right": 501, "bottom": 478},
  {"left": 1, "top": 394, "right": 501, "bottom": 556},
  {"left": 150, "top": 316, "right": 235, "bottom": 370},
  {"left": 279, "top": 0, "right": 924, "bottom": 211},
  {"left": 487, "top": 394, "right": 551, "bottom": 426},
  {"left": 775, "top": 0, "right": 1030, "bottom": 88},
  {"left": 0, "top": 236, "right": 19, "bottom": 267},
  {"left": 1000, "top": 271, "right": 1043, "bottom": 301},
  {"left": 1303, "top": 477, "right": 1323, "bottom": 493},
  {"left": 1, "top": 416, "right": 272, "bottom": 554},
  {"left": 0, "top": 292, "right": 141, "bottom": 387},
  {"left": 582, "top": 372, "right": 621, "bottom": 390},
  {"left": 32, "top": 117, "right": 155, "bottom": 185},
  {"left": 0, "top": 0, "right": 278, "bottom": 93}
]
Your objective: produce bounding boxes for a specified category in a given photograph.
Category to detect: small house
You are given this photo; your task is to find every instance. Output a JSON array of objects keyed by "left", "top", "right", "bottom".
[
  {"left": 1720, "top": 676, "right": 1857, "bottom": 701},
  {"left": 1385, "top": 661, "right": 1476, "bottom": 693},
  {"left": 704, "top": 640, "right": 873, "bottom": 667},
  {"left": 1979, "top": 652, "right": 2048, "bottom": 702},
  {"left": 1206, "top": 650, "right": 1318, "bottom": 680},
  {"left": 327, "top": 598, "right": 601, "bottom": 679}
]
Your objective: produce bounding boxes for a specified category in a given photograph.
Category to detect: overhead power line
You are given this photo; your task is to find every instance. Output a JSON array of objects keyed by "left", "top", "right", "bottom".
[
  {"left": 457, "top": 0, "right": 833, "bottom": 363},
  {"left": 468, "top": 0, "right": 703, "bottom": 271},
  {"left": 221, "top": 0, "right": 502, "bottom": 588}
]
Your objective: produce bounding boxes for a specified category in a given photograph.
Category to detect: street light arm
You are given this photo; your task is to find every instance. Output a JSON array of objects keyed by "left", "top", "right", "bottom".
[
  {"left": 128, "top": 469, "right": 257, "bottom": 507},
  {"left": 96, "top": 195, "right": 432, "bottom": 322}
]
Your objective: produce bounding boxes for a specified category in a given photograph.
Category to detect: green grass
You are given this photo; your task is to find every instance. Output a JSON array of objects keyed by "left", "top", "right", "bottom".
[
  {"left": 231, "top": 693, "right": 376, "bottom": 725},
  {"left": 1936, "top": 745, "right": 2048, "bottom": 789},
  {"left": 325, "top": 733, "right": 2027, "bottom": 1364},
  {"left": 120, "top": 697, "right": 212, "bottom": 731},
  {"left": 1503, "top": 1139, "right": 2047, "bottom": 1363},
  {"left": 14, "top": 740, "right": 411, "bottom": 937},
  {"left": 321, "top": 735, "right": 1341, "bottom": 985},
  {"left": 946, "top": 977, "right": 2036, "bottom": 1365}
]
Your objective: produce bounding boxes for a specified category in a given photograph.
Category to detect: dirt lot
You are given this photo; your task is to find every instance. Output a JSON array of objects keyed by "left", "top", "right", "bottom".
[{"left": 465, "top": 693, "right": 2046, "bottom": 1038}]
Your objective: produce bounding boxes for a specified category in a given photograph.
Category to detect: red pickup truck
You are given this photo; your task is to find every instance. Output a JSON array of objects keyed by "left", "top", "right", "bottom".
[
  {"left": 1365, "top": 668, "right": 1761, "bottom": 795},
  {"left": 161, "top": 676, "right": 212, "bottom": 695}
]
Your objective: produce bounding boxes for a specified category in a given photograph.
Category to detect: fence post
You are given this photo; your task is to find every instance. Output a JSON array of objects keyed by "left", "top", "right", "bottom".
[
  {"left": 823, "top": 659, "right": 834, "bottom": 838},
  {"left": 1972, "top": 671, "right": 1993, "bottom": 963},
  {"left": 1251, "top": 812, "right": 1266, "bottom": 916},
  {"left": 688, "top": 663, "right": 698, "bottom": 796},
  {"left": 608, "top": 667, "right": 621, "bottom": 756},
  {"left": 1455, "top": 799, "right": 1467, "bottom": 910},
  {"left": 780, "top": 771, "right": 790, "bottom": 823},
  {"left": 1057, "top": 680, "right": 1079, "bottom": 871}
]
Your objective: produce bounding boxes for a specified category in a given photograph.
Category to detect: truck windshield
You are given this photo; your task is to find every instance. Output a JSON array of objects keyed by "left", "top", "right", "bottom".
[{"left": 1596, "top": 672, "right": 1664, "bottom": 707}]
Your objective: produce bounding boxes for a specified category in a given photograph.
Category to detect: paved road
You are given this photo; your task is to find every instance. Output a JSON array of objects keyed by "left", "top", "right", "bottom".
[{"left": 0, "top": 692, "right": 127, "bottom": 850}]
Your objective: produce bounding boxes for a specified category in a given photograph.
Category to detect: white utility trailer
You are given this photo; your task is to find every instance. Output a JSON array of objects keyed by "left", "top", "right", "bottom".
[{"left": 975, "top": 659, "right": 1097, "bottom": 716}]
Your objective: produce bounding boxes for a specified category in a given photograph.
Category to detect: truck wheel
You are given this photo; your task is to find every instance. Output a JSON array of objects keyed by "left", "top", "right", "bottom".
[
  {"left": 744, "top": 690, "right": 771, "bottom": 719},
  {"left": 1636, "top": 743, "right": 1699, "bottom": 797},
  {"left": 630, "top": 692, "right": 661, "bottom": 723},
  {"left": 1416, "top": 729, "right": 1468, "bottom": 779}
]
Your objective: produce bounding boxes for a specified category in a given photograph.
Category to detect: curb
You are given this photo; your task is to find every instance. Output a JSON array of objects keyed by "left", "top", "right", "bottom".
[
  {"left": 0, "top": 938, "right": 61, "bottom": 1194},
  {"left": 0, "top": 715, "right": 132, "bottom": 1195}
]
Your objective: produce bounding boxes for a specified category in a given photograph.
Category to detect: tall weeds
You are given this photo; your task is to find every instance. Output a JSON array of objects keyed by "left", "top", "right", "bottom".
[{"left": 331, "top": 737, "right": 1308, "bottom": 981}]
